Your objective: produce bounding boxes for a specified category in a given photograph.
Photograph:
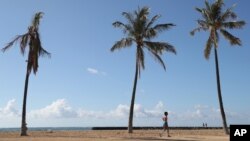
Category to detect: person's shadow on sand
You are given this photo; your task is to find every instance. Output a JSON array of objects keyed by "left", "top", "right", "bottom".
[{"left": 122, "top": 136, "right": 196, "bottom": 141}]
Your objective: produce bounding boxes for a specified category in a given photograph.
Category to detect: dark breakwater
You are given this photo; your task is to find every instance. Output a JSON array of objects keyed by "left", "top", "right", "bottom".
[{"left": 92, "top": 126, "right": 223, "bottom": 130}]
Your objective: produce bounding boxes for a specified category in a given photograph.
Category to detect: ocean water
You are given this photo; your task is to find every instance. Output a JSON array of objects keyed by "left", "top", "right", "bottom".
[{"left": 0, "top": 127, "right": 91, "bottom": 132}]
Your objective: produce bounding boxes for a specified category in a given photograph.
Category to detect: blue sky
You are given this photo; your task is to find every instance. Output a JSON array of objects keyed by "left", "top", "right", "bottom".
[{"left": 0, "top": 0, "right": 249, "bottom": 128}]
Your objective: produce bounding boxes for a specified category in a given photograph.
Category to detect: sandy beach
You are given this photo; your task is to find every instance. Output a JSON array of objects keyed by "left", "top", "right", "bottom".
[{"left": 0, "top": 129, "right": 229, "bottom": 141}]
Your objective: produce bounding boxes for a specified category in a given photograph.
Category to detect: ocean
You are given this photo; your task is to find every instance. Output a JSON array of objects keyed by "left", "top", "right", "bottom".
[{"left": 0, "top": 127, "right": 91, "bottom": 132}]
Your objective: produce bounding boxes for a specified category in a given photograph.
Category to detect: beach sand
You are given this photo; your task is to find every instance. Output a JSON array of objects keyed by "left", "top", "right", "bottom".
[{"left": 0, "top": 129, "right": 229, "bottom": 141}]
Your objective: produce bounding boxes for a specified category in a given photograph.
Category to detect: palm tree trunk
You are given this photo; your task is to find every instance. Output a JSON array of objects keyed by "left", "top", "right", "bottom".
[
  {"left": 128, "top": 60, "right": 139, "bottom": 133},
  {"left": 20, "top": 62, "right": 30, "bottom": 136},
  {"left": 214, "top": 48, "right": 229, "bottom": 135}
]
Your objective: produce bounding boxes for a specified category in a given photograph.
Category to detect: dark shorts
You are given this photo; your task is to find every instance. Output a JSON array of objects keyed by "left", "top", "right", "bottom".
[{"left": 163, "top": 122, "right": 168, "bottom": 127}]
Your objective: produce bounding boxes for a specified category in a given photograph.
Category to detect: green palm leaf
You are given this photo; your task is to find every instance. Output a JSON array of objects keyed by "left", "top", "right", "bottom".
[
  {"left": 222, "top": 21, "right": 246, "bottom": 29},
  {"left": 153, "top": 23, "right": 175, "bottom": 33},
  {"left": 2, "top": 35, "right": 23, "bottom": 52},
  {"left": 144, "top": 41, "right": 176, "bottom": 54},
  {"left": 205, "top": 35, "right": 213, "bottom": 59},
  {"left": 111, "top": 38, "right": 133, "bottom": 51},
  {"left": 220, "top": 4, "right": 237, "bottom": 20},
  {"left": 220, "top": 29, "right": 241, "bottom": 45},
  {"left": 148, "top": 50, "right": 166, "bottom": 70}
]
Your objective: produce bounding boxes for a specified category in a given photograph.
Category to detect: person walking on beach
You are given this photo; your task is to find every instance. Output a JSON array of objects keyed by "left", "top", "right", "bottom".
[{"left": 160, "top": 112, "right": 170, "bottom": 137}]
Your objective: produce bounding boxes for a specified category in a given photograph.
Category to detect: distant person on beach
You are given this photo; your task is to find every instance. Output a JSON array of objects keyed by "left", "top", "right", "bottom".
[{"left": 160, "top": 112, "right": 170, "bottom": 137}]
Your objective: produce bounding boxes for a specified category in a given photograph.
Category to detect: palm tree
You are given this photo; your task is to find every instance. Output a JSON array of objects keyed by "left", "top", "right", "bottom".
[
  {"left": 190, "top": 0, "right": 245, "bottom": 135},
  {"left": 2, "top": 12, "right": 50, "bottom": 136},
  {"left": 111, "top": 7, "right": 176, "bottom": 133}
]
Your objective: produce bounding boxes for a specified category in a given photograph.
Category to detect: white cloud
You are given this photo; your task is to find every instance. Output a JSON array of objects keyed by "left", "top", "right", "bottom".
[
  {"left": 78, "top": 110, "right": 106, "bottom": 119},
  {"left": 87, "top": 68, "right": 98, "bottom": 74},
  {"left": 108, "top": 101, "right": 164, "bottom": 119},
  {"left": 169, "top": 104, "right": 250, "bottom": 126},
  {"left": 109, "top": 104, "right": 130, "bottom": 118},
  {"left": 86, "top": 67, "right": 107, "bottom": 76},
  {"left": 144, "top": 101, "right": 164, "bottom": 117},
  {"left": 176, "top": 104, "right": 221, "bottom": 120},
  {"left": 0, "top": 99, "right": 19, "bottom": 118},
  {"left": 0, "top": 99, "right": 165, "bottom": 120},
  {"left": 1, "top": 99, "right": 249, "bottom": 127},
  {"left": 29, "top": 99, "right": 77, "bottom": 119},
  {"left": 77, "top": 101, "right": 165, "bottom": 119}
]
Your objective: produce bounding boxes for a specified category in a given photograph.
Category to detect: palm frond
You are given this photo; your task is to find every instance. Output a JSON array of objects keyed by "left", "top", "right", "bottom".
[
  {"left": 153, "top": 23, "right": 175, "bottom": 33},
  {"left": 144, "top": 28, "right": 157, "bottom": 39},
  {"left": 221, "top": 4, "right": 237, "bottom": 20},
  {"left": 222, "top": 21, "right": 246, "bottom": 29},
  {"left": 190, "top": 20, "right": 208, "bottom": 36},
  {"left": 20, "top": 34, "right": 30, "bottom": 55},
  {"left": 211, "top": 4, "right": 220, "bottom": 20},
  {"left": 148, "top": 50, "right": 166, "bottom": 70},
  {"left": 205, "top": 0, "right": 211, "bottom": 12},
  {"left": 204, "top": 36, "right": 213, "bottom": 59},
  {"left": 32, "top": 12, "right": 44, "bottom": 29},
  {"left": 144, "top": 41, "right": 176, "bottom": 54},
  {"left": 39, "top": 47, "right": 51, "bottom": 58},
  {"left": 204, "top": 9, "right": 212, "bottom": 22},
  {"left": 113, "top": 21, "right": 126, "bottom": 28},
  {"left": 35, "top": 32, "right": 51, "bottom": 57},
  {"left": 133, "top": 7, "right": 148, "bottom": 35},
  {"left": 136, "top": 47, "right": 145, "bottom": 77},
  {"left": 211, "top": 0, "right": 224, "bottom": 20},
  {"left": 220, "top": 29, "right": 241, "bottom": 45},
  {"left": 2, "top": 35, "right": 23, "bottom": 53},
  {"left": 113, "top": 21, "right": 133, "bottom": 34},
  {"left": 146, "top": 15, "right": 160, "bottom": 30},
  {"left": 122, "top": 12, "right": 134, "bottom": 26},
  {"left": 198, "top": 20, "right": 209, "bottom": 27},
  {"left": 138, "top": 6, "right": 149, "bottom": 19},
  {"left": 111, "top": 38, "right": 133, "bottom": 51},
  {"left": 195, "top": 7, "right": 203, "bottom": 13},
  {"left": 190, "top": 26, "right": 205, "bottom": 36},
  {"left": 144, "top": 15, "right": 160, "bottom": 38}
]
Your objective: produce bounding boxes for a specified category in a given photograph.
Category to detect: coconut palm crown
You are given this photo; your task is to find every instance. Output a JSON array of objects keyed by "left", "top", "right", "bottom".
[
  {"left": 111, "top": 6, "right": 176, "bottom": 133},
  {"left": 190, "top": 0, "right": 245, "bottom": 135},
  {"left": 2, "top": 12, "right": 50, "bottom": 74},
  {"left": 191, "top": 0, "right": 245, "bottom": 59}
]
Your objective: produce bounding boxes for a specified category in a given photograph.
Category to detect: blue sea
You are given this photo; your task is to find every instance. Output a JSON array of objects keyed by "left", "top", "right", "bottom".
[{"left": 0, "top": 127, "right": 91, "bottom": 132}]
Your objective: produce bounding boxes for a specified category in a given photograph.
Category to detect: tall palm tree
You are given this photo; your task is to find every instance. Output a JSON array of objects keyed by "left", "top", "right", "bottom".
[
  {"left": 2, "top": 12, "right": 50, "bottom": 136},
  {"left": 190, "top": 0, "right": 245, "bottom": 135},
  {"left": 111, "top": 7, "right": 176, "bottom": 133}
]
